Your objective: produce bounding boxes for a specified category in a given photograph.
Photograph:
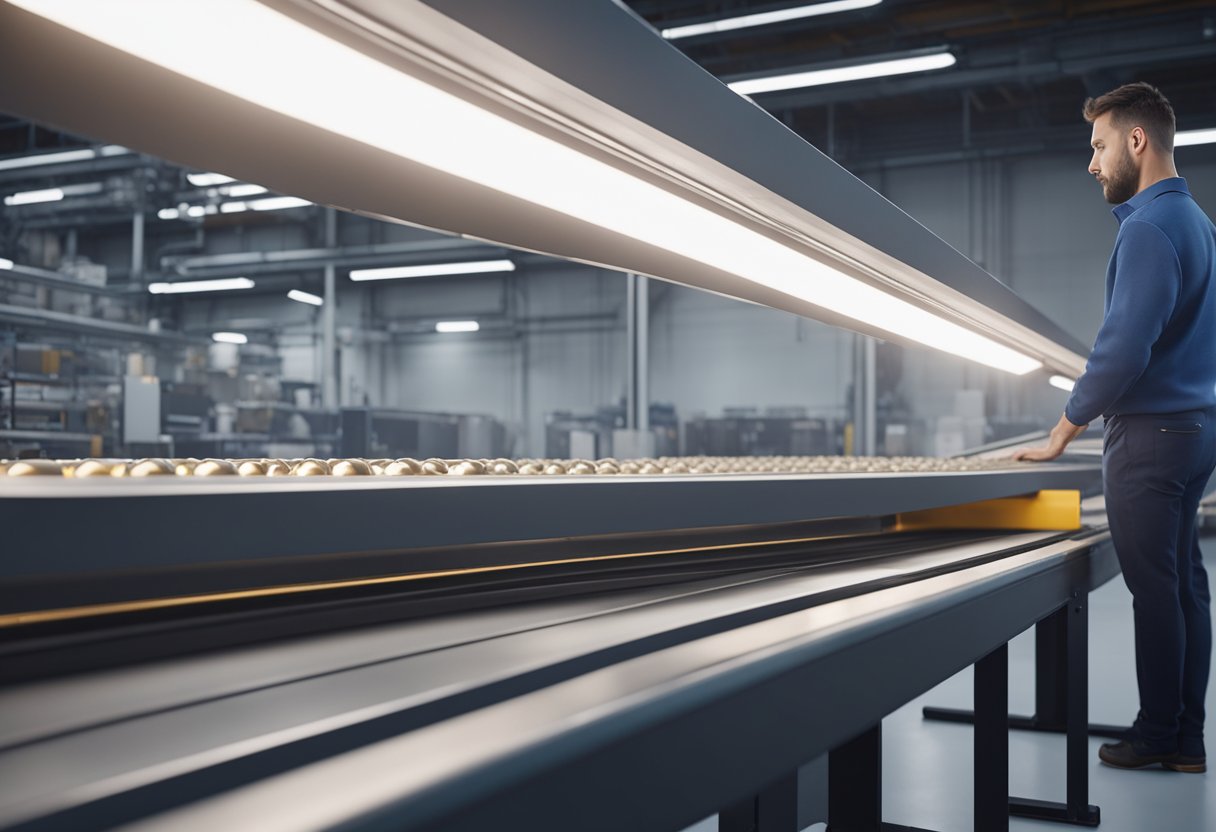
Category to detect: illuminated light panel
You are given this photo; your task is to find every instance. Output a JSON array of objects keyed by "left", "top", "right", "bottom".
[
  {"left": 0, "top": 257, "right": 14, "bottom": 270},
  {"left": 14, "top": 0, "right": 1038, "bottom": 375},
  {"left": 1048, "top": 375, "right": 1076, "bottom": 392},
  {"left": 223, "top": 183, "right": 268, "bottom": 197},
  {"left": 148, "top": 277, "right": 255, "bottom": 294},
  {"left": 662, "top": 0, "right": 881, "bottom": 40},
  {"left": 1175, "top": 128, "right": 1216, "bottom": 148},
  {"left": 0, "top": 144, "right": 127, "bottom": 171},
  {"left": 287, "top": 288, "right": 323, "bottom": 306},
  {"left": 248, "top": 195, "right": 310, "bottom": 211},
  {"left": 435, "top": 320, "right": 479, "bottom": 333},
  {"left": 350, "top": 259, "right": 516, "bottom": 281},
  {"left": 4, "top": 187, "right": 64, "bottom": 206},
  {"left": 186, "top": 205, "right": 206, "bottom": 218},
  {"left": 729, "top": 52, "right": 956, "bottom": 95},
  {"left": 187, "top": 172, "right": 235, "bottom": 186},
  {"left": 157, "top": 207, "right": 180, "bottom": 220},
  {"left": 211, "top": 331, "right": 248, "bottom": 344}
]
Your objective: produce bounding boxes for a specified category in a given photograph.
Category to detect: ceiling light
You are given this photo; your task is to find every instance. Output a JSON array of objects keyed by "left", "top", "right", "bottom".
[
  {"left": 1175, "top": 128, "right": 1216, "bottom": 148},
  {"left": 287, "top": 289, "right": 323, "bottom": 306},
  {"left": 223, "top": 183, "right": 267, "bottom": 197},
  {"left": 187, "top": 172, "right": 235, "bottom": 186},
  {"left": 4, "top": 187, "right": 64, "bottom": 206},
  {"left": 0, "top": 144, "right": 127, "bottom": 172},
  {"left": 14, "top": 1, "right": 1035, "bottom": 375},
  {"left": 435, "top": 320, "right": 479, "bottom": 333},
  {"left": 186, "top": 204, "right": 206, "bottom": 218},
  {"left": 248, "top": 195, "right": 310, "bottom": 211},
  {"left": 729, "top": 51, "right": 956, "bottom": 96},
  {"left": 0, "top": 257, "right": 14, "bottom": 270},
  {"left": 211, "top": 331, "right": 248, "bottom": 344},
  {"left": 1048, "top": 375, "right": 1075, "bottom": 392},
  {"left": 662, "top": 0, "right": 881, "bottom": 40},
  {"left": 157, "top": 207, "right": 180, "bottom": 220},
  {"left": 349, "top": 259, "right": 516, "bottom": 281},
  {"left": 220, "top": 201, "right": 248, "bottom": 213},
  {"left": 148, "top": 277, "right": 255, "bottom": 294}
]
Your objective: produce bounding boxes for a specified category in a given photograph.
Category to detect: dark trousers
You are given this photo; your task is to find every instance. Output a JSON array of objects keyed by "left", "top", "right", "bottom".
[{"left": 1104, "top": 408, "right": 1215, "bottom": 756}]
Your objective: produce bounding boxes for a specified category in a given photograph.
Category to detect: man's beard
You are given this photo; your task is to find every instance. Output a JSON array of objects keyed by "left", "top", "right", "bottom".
[{"left": 1101, "top": 147, "right": 1139, "bottom": 205}]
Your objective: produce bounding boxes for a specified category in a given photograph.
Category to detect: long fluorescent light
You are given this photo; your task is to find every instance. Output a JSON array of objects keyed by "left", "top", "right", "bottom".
[
  {"left": 187, "top": 172, "right": 235, "bottom": 186},
  {"left": 4, "top": 187, "right": 64, "bottom": 206},
  {"left": 1176, "top": 128, "right": 1216, "bottom": 148},
  {"left": 729, "top": 51, "right": 956, "bottom": 96},
  {"left": 1048, "top": 375, "right": 1075, "bottom": 392},
  {"left": 249, "top": 195, "right": 310, "bottom": 211},
  {"left": 0, "top": 144, "right": 127, "bottom": 172},
  {"left": 663, "top": 0, "right": 882, "bottom": 40},
  {"left": 436, "top": 320, "right": 479, "bottom": 333},
  {"left": 223, "top": 183, "right": 268, "bottom": 197},
  {"left": 349, "top": 259, "right": 516, "bottom": 281},
  {"left": 287, "top": 288, "right": 323, "bottom": 306},
  {"left": 157, "top": 207, "right": 180, "bottom": 220},
  {"left": 15, "top": 1, "right": 1037, "bottom": 375},
  {"left": 148, "top": 277, "right": 255, "bottom": 294},
  {"left": 211, "top": 331, "right": 248, "bottom": 344},
  {"left": 0, "top": 258, "right": 14, "bottom": 270}
]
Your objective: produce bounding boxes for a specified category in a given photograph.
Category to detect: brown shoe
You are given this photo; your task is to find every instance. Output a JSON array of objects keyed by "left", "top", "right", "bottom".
[{"left": 1099, "top": 741, "right": 1206, "bottom": 772}]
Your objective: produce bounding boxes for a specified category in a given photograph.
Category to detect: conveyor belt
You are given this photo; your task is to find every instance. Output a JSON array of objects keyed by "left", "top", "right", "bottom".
[{"left": 0, "top": 526, "right": 1112, "bottom": 831}]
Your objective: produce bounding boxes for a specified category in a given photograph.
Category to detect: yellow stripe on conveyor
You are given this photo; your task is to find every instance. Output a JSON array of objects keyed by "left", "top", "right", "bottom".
[{"left": 894, "top": 490, "right": 1081, "bottom": 533}]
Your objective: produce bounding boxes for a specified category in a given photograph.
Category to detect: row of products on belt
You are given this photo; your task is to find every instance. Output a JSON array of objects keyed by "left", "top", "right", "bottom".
[{"left": 0, "top": 454, "right": 1027, "bottom": 478}]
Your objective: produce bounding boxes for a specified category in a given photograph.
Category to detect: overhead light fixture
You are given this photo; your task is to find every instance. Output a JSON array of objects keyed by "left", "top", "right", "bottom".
[
  {"left": 729, "top": 50, "right": 956, "bottom": 96},
  {"left": 1176, "top": 128, "right": 1216, "bottom": 148},
  {"left": 435, "top": 320, "right": 480, "bottom": 333},
  {"left": 4, "top": 187, "right": 64, "bottom": 206},
  {"left": 349, "top": 259, "right": 516, "bottom": 281},
  {"left": 222, "top": 183, "right": 268, "bottom": 197},
  {"left": 0, "top": 257, "right": 14, "bottom": 270},
  {"left": 0, "top": 144, "right": 127, "bottom": 172},
  {"left": 662, "top": 0, "right": 882, "bottom": 40},
  {"left": 14, "top": 1, "right": 1035, "bottom": 375},
  {"left": 287, "top": 288, "right": 323, "bottom": 306},
  {"left": 211, "top": 331, "right": 248, "bottom": 344},
  {"left": 187, "top": 172, "right": 235, "bottom": 186},
  {"left": 148, "top": 276, "right": 255, "bottom": 294},
  {"left": 248, "top": 195, "right": 310, "bottom": 211},
  {"left": 1048, "top": 375, "right": 1075, "bottom": 392},
  {"left": 157, "top": 207, "right": 180, "bottom": 220}
]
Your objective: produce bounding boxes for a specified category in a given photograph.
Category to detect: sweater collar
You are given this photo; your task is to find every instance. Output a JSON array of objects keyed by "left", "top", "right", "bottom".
[{"left": 1113, "top": 176, "right": 1189, "bottom": 224}]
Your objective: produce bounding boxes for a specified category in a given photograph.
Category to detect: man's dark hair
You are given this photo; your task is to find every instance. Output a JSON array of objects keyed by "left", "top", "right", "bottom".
[{"left": 1082, "top": 82, "right": 1176, "bottom": 154}]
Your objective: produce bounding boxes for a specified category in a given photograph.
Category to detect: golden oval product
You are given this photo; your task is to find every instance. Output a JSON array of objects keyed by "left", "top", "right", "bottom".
[
  {"left": 72, "top": 459, "right": 120, "bottom": 477},
  {"left": 194, "top": 458, "right": 238, "bottom": 476},
  {"left": 448, "top": 460, "right": 485, "bottom": 476},
  {"left": 596, "top": 457, "right": 619, "bottom": 467},
  {"left": 7, "top": 459, "right": 63, "bottom": 476},
  {"left": 237, "top": 460, "right": 269, "bottom": 476},
  {"left": 420, "top": 458, "right": 449, "bottom": 475},
  {"left": 663, "top": 462, "right": 690, "bottom": 474},
  {"left": 618, "top": 461, "right": 641, "bottom": 474},
  {"left": 332, "top": 459, "right": 373, "bottom": 476},
  {"left": 638, "top": 462, "right": 663, "bottom": 475},
  {"left": 489, "top": 459, "right": 519, "bottom": 475},
  {"left": 292, "top": 458, "right": 330, "bottom": 476},
  {"left": 595, "top": 462, "right": 620, "bottom": 475},
  {"left": 130, "top": 459, "right": 175, "bottom": 477},
  {"left": 568, "top": 460, "right": 596, "bottom": 475},
  {"left": 264, "top": 460, "right": 293, "bottom": 476},
  {"left": 384, "top": 458, "right": 423, "bottom": 476},
  {"left": 518, "top": 462, "right": 544, "bottom": 475},
  {"left": 173, "top": 459, "right": 200, "bottom": 476},
  {"left": 543, "top": 462, "right": 568, "bottom": 475}
]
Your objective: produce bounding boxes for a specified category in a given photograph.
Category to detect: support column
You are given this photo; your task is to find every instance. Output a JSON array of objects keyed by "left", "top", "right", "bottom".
[
  {"left": 321, "top": 208, "right": 337, "bottom": 409},
  {"left": 130, "top": 210, "right": 145, "bottom": 284},
  {"left": 852, "top": 334, "right": 876, "bottom": 455},
  {"left": 625, "top": 273, "right": 648, "bottom": 432}
]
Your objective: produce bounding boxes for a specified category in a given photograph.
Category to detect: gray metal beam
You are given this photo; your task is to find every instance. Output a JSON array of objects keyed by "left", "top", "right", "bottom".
[{"left": 0, "top": 302, "right": 206, "bottom": 344}]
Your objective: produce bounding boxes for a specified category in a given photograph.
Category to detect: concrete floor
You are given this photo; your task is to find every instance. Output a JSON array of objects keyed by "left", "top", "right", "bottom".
[{"left": 684, "top": 536, "right": 1215, "bottom": 832}]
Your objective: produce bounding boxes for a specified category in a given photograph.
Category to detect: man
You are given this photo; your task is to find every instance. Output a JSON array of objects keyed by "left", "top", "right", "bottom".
[{"left": 1014, "top": 82, "right": 1216, "bottom": 773}]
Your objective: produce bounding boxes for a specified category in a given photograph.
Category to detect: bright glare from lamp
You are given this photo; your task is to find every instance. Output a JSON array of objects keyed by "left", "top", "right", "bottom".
[
  {"left": 350, "top": 259, "right": 516, "bottom": 281},
  {"left": 157, "top": 207, "right": 180, "bottom": 220},
  {"left": 223, "top": 183, "right": 268, "bottom": 197},
  {"left": 662, "top": 0, "right": 881, "bottom": 40},
  {"left": 287, "top": 289, "right": 324, "bottom": 306},
  {"left": 211, "top": 331, "right": 248, "bottom": 344},
  {"left": 187, "top": 172, "right": 235, "bottom": 186},
  {"left": 0, "top": 258, "right": 14, "bottom": 270},
  {"left": 249, "top": 195, "right": 310, "bottom": 211},
  {"left": 435, "top": 320, "right": 479, "bottom": 333},
  {"left": 148, "top": 277, "right": 255, "bottom": 294},
  {"left": 1176, "top": 128, "right": 1216, "bottom": 148},
  {"left": 0, "top": 144, "right": 127, "bottom": 172},
  {"left": 729, "top": 52, "right": 956, "bottom": 95},
  {"left": 4, "top": 187, "right": 65, "bottom": 206},
  {"left": 15, "top": 1, "right": 1038, "bottom": 376},
  {"left": 1049, "top": 375, "right": 1076, "bottom": 392}
]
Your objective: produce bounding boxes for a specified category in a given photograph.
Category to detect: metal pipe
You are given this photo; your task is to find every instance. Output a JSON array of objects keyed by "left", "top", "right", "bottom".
[
  {"left": 322, "top": 208, "right": 337, "bottom": 410},
  {"left": 130, "top": 210, "right": 145, "bottom": 284}
]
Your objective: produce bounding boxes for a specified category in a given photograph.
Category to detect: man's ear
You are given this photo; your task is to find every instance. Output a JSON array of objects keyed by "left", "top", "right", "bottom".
[{"left": 1129, "top": 126, "right": 1147, "bottom": 156}]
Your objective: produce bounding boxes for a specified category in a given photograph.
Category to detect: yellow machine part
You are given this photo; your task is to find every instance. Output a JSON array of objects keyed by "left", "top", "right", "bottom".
[{"left": 894, "top": 489, "right": 1081, "bottom": 532}]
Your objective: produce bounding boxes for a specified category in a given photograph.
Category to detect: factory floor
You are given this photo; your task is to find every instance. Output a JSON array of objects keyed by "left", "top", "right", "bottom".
[{"left": 686, "top": 535, "right": 1216, "bottom": 832}]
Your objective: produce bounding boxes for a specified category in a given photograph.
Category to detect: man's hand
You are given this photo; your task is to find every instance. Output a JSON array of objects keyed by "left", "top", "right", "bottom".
[{"left": 1011, "top": 413, "right": 1089, "bottom": 462}]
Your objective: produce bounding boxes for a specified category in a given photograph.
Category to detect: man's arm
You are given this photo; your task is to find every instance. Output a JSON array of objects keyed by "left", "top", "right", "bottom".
[{"left": 1011, "top": 412, "right": 1088, "bottom": 462}]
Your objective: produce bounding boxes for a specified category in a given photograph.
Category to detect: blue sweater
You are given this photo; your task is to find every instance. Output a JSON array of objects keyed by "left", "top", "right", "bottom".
[{"left": 1065, "top": 177, "right": 1216, "bottom": 426}]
